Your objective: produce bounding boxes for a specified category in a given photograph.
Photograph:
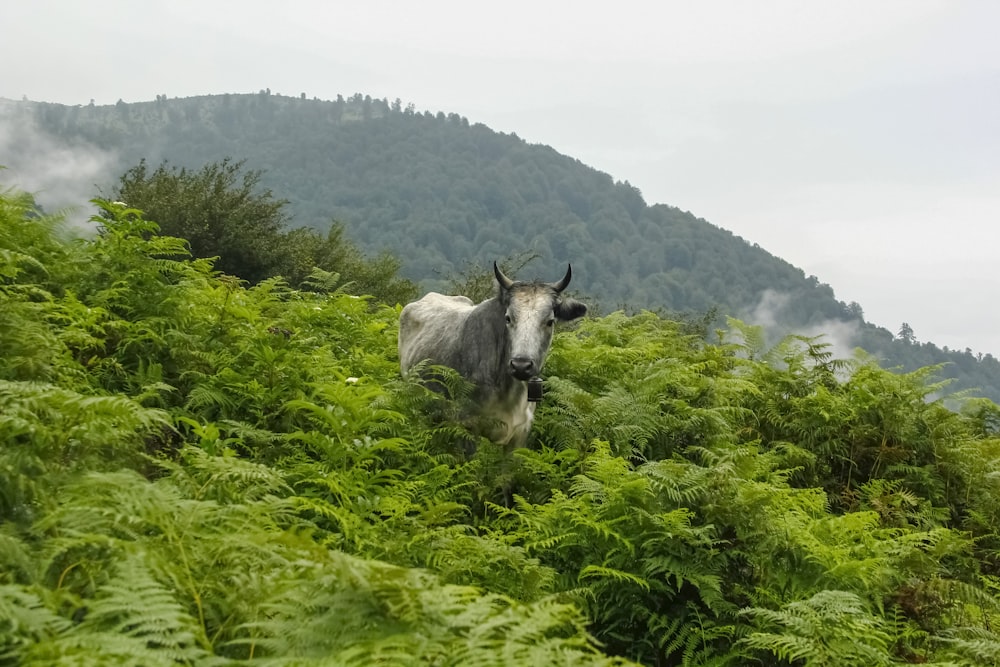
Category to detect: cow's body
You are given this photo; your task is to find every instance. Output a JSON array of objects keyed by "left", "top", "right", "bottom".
[{"left": 398, "top": 263, "right": 587, "bottom": 448}]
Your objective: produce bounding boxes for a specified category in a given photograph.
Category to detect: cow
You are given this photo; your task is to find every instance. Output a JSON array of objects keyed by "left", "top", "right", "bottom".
[{"left": 398, "top": 262, "right": 587, "bottom": 448}]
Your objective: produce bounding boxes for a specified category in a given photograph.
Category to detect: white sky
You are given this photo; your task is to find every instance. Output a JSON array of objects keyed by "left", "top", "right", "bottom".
[{"left": 2, "top": 0, "right": 999, "bottom": 355}]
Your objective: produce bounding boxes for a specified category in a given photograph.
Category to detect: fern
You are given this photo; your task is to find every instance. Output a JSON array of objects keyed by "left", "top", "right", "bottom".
[
  {"left": 51, "top": 554, "right": 214, "bottom": 665},
  {"left": 0, "top": 380, "right": 170, "bottom": 523},
  {"left": 236, "top": 550, "right": 634, "bottom": 666},
  {"left": 937, "top": 626, "right": 1000, "bottom": 665},
  {"left": 0, "top": 584, "right": 71, "bottom": 662},
  {"left": 738, "top": 590, "right": 895, "bottom": 666}
]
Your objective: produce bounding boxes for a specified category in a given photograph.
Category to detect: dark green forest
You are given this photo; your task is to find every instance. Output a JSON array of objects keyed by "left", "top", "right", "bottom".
[
  {"left": 2, "top": 92, "right": 1000, "bottom": 403},
  {"left": 4, "top": 180, "right": 1000, "bottom": 665}
]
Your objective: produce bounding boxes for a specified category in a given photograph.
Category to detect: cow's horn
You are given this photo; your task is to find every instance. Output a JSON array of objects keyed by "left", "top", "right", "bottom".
[
  {"left": 551, "top": 264, "right": 572, "bottom": 293},
  {"left": 494, "top": 262, "right": 514, "bottom": 290}
]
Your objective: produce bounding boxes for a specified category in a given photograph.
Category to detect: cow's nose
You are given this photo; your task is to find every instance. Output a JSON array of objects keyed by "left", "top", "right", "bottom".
[{"left": 510, "top": 357, "right": 535, "bottom": 380}]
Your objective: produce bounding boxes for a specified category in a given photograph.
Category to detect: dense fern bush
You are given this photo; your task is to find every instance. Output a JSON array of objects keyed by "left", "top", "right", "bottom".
[{"left": 3, "top": 182, "right": 1000, "bottom": 665}]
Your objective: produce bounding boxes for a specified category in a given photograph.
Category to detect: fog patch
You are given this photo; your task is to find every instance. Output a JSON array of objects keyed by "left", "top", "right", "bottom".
[
  {"left": 0, "top": 107, "right": 117, "bottom": 230},
  {"left": 743, "top": 288, "right": 861, "bottom": 365},
  {"left": 745, "top": 289, "right": 790, "bottom": 331}
]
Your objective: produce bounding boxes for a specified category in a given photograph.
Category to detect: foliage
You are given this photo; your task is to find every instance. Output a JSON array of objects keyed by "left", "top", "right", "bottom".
[
  {"left": 738, "top": 590, "right": 896, "bottom": 666},
  {"left": 2, "top": 180, "right": 1000, "bottom": 666},
  {"left": 110, "top": 158, "right": 290, "bottom": 284}
]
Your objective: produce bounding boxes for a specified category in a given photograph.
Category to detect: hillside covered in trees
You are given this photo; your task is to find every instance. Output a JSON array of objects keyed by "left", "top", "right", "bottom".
[
  {"left": 3, "top": 182, "right": 1000, "bottom": 665},
  {"left": 2, "top": 93, "right": 999, "bottom": 402}
]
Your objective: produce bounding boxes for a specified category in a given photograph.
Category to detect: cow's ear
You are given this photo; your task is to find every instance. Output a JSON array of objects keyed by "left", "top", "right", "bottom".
[{"left": 555, "top": 298, "right": 587, "bottom": 322}]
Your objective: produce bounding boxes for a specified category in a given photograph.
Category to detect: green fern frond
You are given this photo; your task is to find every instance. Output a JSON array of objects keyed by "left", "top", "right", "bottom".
[
  {"left": 937, "top": 626, "right": 1000, "bottom": 665},
  {"left": 0, "top": 584, "right": 71, "bottom": 661},
  {"left": 580, "top": 565, "right": 651, "bottom": 592},
  {"left": 738, "top": 590, "right": 895, "bottom": 666},
  {"left": 164, "top": 446, "right": 293, "bottom": 503},
  {"left": 81, "top": 554, "right": 210, "bottom": 659}
]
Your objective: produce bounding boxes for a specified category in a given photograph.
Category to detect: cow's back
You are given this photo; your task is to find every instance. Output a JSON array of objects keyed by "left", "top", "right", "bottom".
[{"left": 398, "top": 292, "right": 475, "bottom": 373}]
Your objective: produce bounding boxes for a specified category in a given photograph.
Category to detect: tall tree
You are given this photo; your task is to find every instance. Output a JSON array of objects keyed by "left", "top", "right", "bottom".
[{"left": 898, "top": 322, "right": 916, "bottom": 344}]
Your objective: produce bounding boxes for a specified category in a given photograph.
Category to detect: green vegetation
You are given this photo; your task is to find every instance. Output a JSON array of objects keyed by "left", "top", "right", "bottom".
[
  {"left": 4, "top": 92, "right": 999, "bottom": 402},
  {"left": 3, "top": 181, "right": 1000, "bottom": 665}
]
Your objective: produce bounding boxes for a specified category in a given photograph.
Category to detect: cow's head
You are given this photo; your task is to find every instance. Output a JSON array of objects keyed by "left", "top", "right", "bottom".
[{"left": 494, "top": 262, "right": 587, "bottom": 381}]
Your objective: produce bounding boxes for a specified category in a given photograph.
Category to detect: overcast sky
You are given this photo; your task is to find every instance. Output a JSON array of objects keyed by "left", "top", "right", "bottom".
[{"left": 3, "top": 1, "right": 999, "bottom": 356}]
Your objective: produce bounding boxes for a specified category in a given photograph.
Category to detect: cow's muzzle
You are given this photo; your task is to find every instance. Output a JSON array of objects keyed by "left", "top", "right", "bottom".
[{"left": 509, "top": 357, "right": 535, "bottom": 381}]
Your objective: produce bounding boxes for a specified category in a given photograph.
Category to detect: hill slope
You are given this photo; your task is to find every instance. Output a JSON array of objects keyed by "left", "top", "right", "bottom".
[{"left": 2, "top": 92, "right": 999, "bottom": 401}]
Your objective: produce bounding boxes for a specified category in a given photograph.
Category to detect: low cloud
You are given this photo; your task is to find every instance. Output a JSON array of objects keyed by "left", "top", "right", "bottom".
[
  {"left": 743, "top": 288, "right": 861, "bottom": 363},
  {"left": 0, "top": 103, "right": 118, "bottom": 229}
]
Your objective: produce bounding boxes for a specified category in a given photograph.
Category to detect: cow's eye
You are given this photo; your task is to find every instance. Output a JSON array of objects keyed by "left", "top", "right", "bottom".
[
  {"left": 505, "top": 314, "right": 512, "bottom": 325},
  {"left": 546, "top": 318, "right": 555, "bottom": 327}
]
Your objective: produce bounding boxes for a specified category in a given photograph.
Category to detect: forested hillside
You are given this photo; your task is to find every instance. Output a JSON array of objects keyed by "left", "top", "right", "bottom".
[
  {"left": 2, "top": 93, "right": 999, "bottom": 402},
  {"left": 3, "top": 184, "right": 1000, "bottom": 665},
  {"left": 0, "top": 93, "right": 837, "bottom": 313}
]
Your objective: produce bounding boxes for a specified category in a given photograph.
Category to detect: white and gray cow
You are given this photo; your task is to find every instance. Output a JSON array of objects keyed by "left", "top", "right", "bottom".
[{"left": 398, "top": 262, "right": 587, "bottom": 447}]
